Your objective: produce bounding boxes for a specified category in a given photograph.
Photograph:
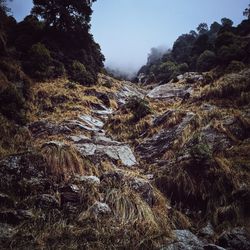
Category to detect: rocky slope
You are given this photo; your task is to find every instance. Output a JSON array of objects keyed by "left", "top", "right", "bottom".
[{"left": 0, "top": 70, "right": 250, "bottom": 249}]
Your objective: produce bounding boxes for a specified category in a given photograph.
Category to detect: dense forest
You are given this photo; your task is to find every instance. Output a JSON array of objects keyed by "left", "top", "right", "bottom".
[
  {"left": 138, "top": 8, "right": 250, "bottom": 84},
  {"left": 0, "top": 0, "right": 104, "bottom": 124}
]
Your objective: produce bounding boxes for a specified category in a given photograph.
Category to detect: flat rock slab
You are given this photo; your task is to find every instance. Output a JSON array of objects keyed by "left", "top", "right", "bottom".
[
  {"left": 137, "top": 111, "right": 196, "bottom": 162},
  {"left": 147, "top": 83, "right": 192, "bottom": 99},
  {"left": 78, "top": 115, "right": 104, "bottom": 129},
  {"left": 77, "top": 143, "right": 137, "bottom": 167}
]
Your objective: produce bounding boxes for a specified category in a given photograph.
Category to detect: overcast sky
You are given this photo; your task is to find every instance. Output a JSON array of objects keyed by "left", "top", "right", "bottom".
[{"left": 8, "top": 0, "right": 249, "bottom": 73}]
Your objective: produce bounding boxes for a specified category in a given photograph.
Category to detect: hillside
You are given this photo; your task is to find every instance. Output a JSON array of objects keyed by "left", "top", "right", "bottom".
[{"left": 0, "top": 69, "right": 250, "bottom": 249}]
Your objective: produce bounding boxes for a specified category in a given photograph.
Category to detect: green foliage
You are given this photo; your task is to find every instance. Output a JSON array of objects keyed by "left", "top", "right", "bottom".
[
  {"left": 69, "top": 60, "right": 95, "bottom": 86},
  {"left": 197, "top": 23, "right": 208, "bottom": 34},
  {"left": 125, "top": 96, "right": 151, "bottom": 122},
  {"left": 243, "top": 4, "right": 250, "bottom": 19},
  {"left": 197, "top": 50, "right": 217, "bottom": 72},
  {"left": 0, "top": 83, "right": 26, "bottom": 124},
  {"left": 226, "top": 60, "right": 245, "bottom": 73},
  {"left": 26, "top": 42, "right": 52, "bottom": 79},
  {"left": 217, "top": 45, "right": 244, "bottom": 64},
  {"left": 32, "top": 0, "right": 96, "bottom": 32}
]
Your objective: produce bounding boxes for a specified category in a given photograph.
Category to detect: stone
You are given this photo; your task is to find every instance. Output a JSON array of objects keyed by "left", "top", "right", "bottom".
[
  {"left": 0, "top": 152, "right": 48, "bottom": 195},
  {"left": 0, "top": 210, "right": 34, "bottom": 225},
  {"left": 29, "top": 120, "right": 71, "bottom": 137},
  {"left": 129, "top": 177, "right": 156, "bottom": 206},
  {"left": 89, "top": 202, "right": 111, "bottom": 217},
  {"left": 137, "top": 111, "right": 196, "bottom": 162},
  {"left": 0, "top": 223, "right": 15, "bottom": 243},
  {"left": 78, "top": 114, "right": 104, "bottom": 129},
  {"left": 200, "top": 125, "right": 232, "bottom": 152},
  {"left": 216, "top": 228, "right": 250, "bottom": 250},
  {"left": 77, "top": 142, "right": 137, "bottom": 167},
  {"left": 161, "top": 230, "right": 204, "bottom": 250},
  {"left": 0, "top": 193, "right": 14, "bottom": 208},
  {"left": 34, "top": 194, "right": 60, "bottom": 209},
  {"left": 203, "top": 244, "right": 226, "bottom": 250},
  {"left": 74, "top": 175, "right": 101, "bottom": 186},
  {"left": 147, "top": 82, "right": 193, "bottom": 99},
  {"left": 68, "top": 135, "right": 91, "bottom": 144},
  {"left": 199, "top": 222, "right": 215, "bottom": 238}
]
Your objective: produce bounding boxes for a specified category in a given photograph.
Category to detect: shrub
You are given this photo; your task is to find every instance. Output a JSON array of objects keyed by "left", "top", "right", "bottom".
[
  {"left": 0, "top": 83, "right": 26, "bottom": 124},
  {"left": 125, "top": 96, "right": 151, "bottom": 122},
  {"left": 69, "top": 60, "right": 95, "bottom": 86},
  {"left": 226, "top": 60, "right": 245, "bottom": 73},
  {"left": 197, "top": 50, "right": 217, "bottom": 72},
  {"left": 27, "top": 42, "right": 52, "bottom": 79}
]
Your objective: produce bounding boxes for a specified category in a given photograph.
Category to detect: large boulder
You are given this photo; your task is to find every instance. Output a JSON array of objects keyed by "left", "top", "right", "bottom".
[
  {"left": 147, "top": 82, "right": 193, "bottom": 99},
  {"left": 216, "top": 228, "right": 250, "bottom": 250},
  {"left": 161, "top": 230, "right": 204, "bottom": 250}
]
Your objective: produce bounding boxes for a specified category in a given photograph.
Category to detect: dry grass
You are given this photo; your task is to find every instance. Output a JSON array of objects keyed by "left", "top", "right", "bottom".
[{"left": 41, "top": 141, "right": 97, "bottom": 180}]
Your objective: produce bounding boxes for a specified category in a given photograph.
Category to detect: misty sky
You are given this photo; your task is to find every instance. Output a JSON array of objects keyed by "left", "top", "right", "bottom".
[{"left": 8, "top": 0, "right": 249, "bottom": 73}]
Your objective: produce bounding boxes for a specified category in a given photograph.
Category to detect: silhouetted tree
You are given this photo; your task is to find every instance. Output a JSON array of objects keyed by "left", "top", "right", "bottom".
[
  {"left": 221, "top": 18, "right": 233, "bottom": 27},
  {"left": 32, "top": 0, "right": 96, "bottom": 32},
  {"left": 243, "top": 4, "right": 250, "bottom": 19},
  {"left": 197, "top": 23, "right": 208, "bottom": 35}
]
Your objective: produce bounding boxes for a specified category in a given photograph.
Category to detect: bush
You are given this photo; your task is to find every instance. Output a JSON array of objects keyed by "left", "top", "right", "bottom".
[
  {"left": 217, "top": 45, "right": 244, "bottom": 64},
  {"left": 69, "top": 60, "right": 95, "bottom": 86},
  {"left": 197, "top": 50, "right": 217, "bottom": 72},
  {"left": 226, "top": 60, "right": 245, "bottom": 73},
  {"left": 0, "top": 83, "right": 26, "bottom": 124},
  {"left": 27, "top": 42, "right": 52, "bottom": 79},
  {"left": 125, "top": 96, "right": 151, "bottom": 122}
]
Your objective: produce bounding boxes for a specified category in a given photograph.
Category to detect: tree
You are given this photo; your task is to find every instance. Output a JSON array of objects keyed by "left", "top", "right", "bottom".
[
  {"left": 221, "top": 18, "right": 233, "bottom": 27},
  {"left": 32, "top": 0, "right": 96, "bottom": 32},
  {"left": 197, "top": 23, "right": 208, "bottom": 35},
  {"left": 197, "top": 50, "right": 217, "bottom": 72},
  {"left": 243, "top": 4, "right": 250, "bottom": 19}
]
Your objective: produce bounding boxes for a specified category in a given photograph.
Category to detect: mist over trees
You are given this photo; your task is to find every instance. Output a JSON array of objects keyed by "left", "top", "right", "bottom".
[{"left": 138, "top": 7, "right": 250, "bottom": 84}]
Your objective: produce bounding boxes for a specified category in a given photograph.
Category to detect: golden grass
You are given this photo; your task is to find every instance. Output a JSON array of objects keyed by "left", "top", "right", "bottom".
[{"left": 41, "top": 141, "right": 98, "bottom": 180}]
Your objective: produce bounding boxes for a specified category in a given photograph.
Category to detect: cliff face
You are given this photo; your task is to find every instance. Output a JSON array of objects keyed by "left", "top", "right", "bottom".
[{"left": 0, "top": 68, "right": 249, "bottom": 249}]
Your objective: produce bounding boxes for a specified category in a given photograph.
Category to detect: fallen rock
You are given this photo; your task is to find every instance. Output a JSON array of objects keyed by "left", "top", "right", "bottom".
[
  {"left": 161, "top": 230, "right": 204, "bottom": 250},
  {"left": 137, "top": 111, "right": 197, "bottom": 162},
  {"left": 147, "top": 82, "right": 193, "bottom": 99},
  {"left": 0, "top": 193, "right": 14, "bottom": 208},
  {"left": 0, "top": 152, "right": 48, "bottom": 195},
  {"left": 89, "top": 202, "right": 111, "bottom": 217},
  {"left": 199, "top": 222, "right": 215, "bottom": 238},
  {"left": 0, "top": 210, "right": 34, "bottom": 225},
  {"left": 203, "top": 244, "right": 226, "bottom": 250},
  {"left": 34, "top": 194, "right": 60, "bottom": 209},
  {"left": 129, "top": 177, "right": 156, "bottom": 206},
  {"left": 77, "top": 142, "right": 137, "bottom": 167},
  {"left": 29, "top": 120, "right": 71, "bottom": 137},
  {"left": 216, "top": 228, "right": 250, "bottom": 250}
]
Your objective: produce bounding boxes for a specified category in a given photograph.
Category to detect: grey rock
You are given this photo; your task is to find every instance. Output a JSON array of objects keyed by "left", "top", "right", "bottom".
[
  {"left": 129, "top": 177, "right": 156, "bottom": 206},
  {"left": 216, "top": 228, "right": 250, "bottom": 250},
  {"left": 137, "top": 111, "right": 196, "bottom": 162},
  {"left": 199, "top": 222, "right": 214, "bottom": 238},
  {"left": 0, "top": 210, "right": 34, "bottom": 225},
  {"left": 200, "top": 125, "right": 232, "bottom": 152},
  {"left": 0, "top": 193, "right": 14, "bottom": 208},
  {"left": 77, "top": 143, "right": 137, "bottom": 167},
  {"left": 147, "top": 83, "right": 193, "bottom": 99},
  {"left": 78, "top": 114, "right": 104, "bottom": 129},
  {"left": 203, "top": 244, "right": 226, "bottom": 250},
  {"left": 34, "top": 194, "right": 60, "bottom": 209},
  {"left": 68, "top": 135, "right": 91, "bottom": 143},
  {"left": 89, "top": 202, "right": 111, "bottom": 217},
  {"left": 74, "top": 175, "right": 100, "bottom": 186},
  {"left": 162, "top": 230, "right": 204, "bottom": 250},
  {"left": 0, "top": 223, "right": 15, "bottom": 242},
  {"left": 29, "top": 120, "right": 71, "bottom": 137}
]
